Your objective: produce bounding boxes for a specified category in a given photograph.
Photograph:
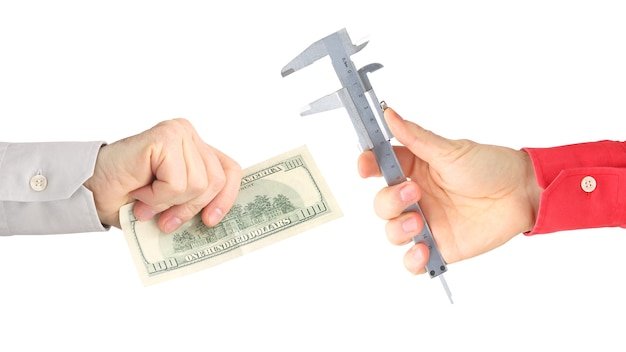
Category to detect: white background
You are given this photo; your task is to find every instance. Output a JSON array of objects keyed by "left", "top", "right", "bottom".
[{"left": 1, "top": 1, "right": 625, "bottom": 351}]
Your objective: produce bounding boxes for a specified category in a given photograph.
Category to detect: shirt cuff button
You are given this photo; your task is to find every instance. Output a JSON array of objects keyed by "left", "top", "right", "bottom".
[
  {"left": 581, "top": 176, "right": 597, "bottom": 193},
  {"left": 30, "top": 174, "right": 48, "bottom": 192}
]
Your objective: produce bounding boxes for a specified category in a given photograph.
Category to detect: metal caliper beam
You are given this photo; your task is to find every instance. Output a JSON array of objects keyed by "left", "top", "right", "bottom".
[{"left": 282, "top": 28, "right": 452, "bottom": 303}]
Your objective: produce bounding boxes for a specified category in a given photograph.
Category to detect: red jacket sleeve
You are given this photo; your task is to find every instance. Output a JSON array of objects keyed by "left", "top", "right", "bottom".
[{"left": 522, "top": 140, "right": 626, "bottom": 235}]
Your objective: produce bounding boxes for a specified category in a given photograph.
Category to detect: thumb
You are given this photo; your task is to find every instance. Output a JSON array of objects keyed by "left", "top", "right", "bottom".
[{"left": 384, "top": 108, "right": 454, "bottom": 164}]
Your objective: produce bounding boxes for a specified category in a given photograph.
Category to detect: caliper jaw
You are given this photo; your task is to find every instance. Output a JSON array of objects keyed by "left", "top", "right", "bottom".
[
  {"left": 281, "top": 28, "right": 368, "bottom": 78},
  {"left": 282, "top": 29, "right": 374, "bottom": 151}
]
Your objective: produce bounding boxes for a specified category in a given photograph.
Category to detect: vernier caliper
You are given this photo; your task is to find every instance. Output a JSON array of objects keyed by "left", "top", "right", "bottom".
[{"left": 281, "top": 28, "right": 453, "bottom": 303}]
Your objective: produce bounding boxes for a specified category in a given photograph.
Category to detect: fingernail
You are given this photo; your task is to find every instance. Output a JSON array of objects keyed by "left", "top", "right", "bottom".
[
  {"left": 400, "top": 183, "right": 417, "bottom": 202},
  {"left": 402, "top": 218, "right": 418, "bottom": 233},
  {"left": 208, "top": 208, "right": 223, "bottom": 226},
  {"left": 137, "top": 207, "right": 157, "bottom": 221},
  {"left": 163, "top": 217, "right": 182, "bottom": 233},
  {"left": 412, "top": 247, "right": 424, "bottom": 263}
]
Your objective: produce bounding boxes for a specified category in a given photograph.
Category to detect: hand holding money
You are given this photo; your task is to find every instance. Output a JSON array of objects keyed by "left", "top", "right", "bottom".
[
  {"left": 121, "top": 146, "right": 342, "bottom": 285},
  {"left": 84, "top": 118, "right": 242, "bottom": 232}
]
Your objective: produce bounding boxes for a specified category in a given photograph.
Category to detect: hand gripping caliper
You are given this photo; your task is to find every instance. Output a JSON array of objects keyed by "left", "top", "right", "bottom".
[{"left": 281, "top": 28, "right": 453, "bottom": 303}]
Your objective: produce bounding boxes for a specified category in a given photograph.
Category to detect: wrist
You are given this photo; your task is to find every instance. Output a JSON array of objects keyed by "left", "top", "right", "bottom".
[
  {"left": 83, "top": 144, "right": 122, "bottom": 228},
  {"left": 521, "top": 149, "right": 542, "bottom": 233}
]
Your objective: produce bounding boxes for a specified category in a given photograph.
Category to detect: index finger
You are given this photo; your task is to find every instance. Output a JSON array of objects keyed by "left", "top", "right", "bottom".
[{"left": 384, "top": 108, "right": 457, "bottom": 165}]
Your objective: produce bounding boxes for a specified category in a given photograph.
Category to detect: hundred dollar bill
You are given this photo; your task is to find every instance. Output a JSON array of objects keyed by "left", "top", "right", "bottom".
[{"left": 120, "top": 145, "right": 342, "bottom": 286}]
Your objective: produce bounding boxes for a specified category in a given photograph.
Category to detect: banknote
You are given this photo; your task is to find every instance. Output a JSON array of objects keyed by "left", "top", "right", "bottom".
[{"left": 120, "top": 145, "right": 342, "bottom": 286}]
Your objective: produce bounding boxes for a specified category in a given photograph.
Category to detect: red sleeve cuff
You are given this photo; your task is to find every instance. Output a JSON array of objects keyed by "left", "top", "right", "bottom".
[{"left": 523, "top": 140, "right": 626, "bottom": 235}]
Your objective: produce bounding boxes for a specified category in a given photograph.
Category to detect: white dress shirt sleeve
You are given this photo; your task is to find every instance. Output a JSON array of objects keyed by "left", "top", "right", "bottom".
[{"left": 0, "top": 141, "right": 109, "bottom": 235}]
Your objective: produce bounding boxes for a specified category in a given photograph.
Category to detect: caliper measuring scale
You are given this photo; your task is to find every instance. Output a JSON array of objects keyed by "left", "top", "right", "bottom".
[{"left": 282, "top": 28, "right": 453, "bottom": 303}]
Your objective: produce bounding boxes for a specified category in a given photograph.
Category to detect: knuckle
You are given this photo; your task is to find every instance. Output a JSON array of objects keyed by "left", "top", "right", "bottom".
[{"left": 151, "top": 118, "right": 193, "bottom": 141}]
